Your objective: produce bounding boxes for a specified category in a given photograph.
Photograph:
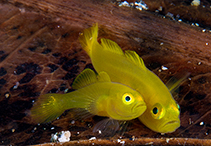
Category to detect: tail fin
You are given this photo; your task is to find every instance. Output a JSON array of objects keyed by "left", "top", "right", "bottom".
[
  {"left": 78, "top": 23, "right": 98, "bottom": 56},
  {"left": 30, "top": 93, "right": 66, "bottom": 123}
]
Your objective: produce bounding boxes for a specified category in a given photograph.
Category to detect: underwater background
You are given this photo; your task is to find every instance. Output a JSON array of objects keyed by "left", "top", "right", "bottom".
[{"left": 0, "top": 0, "right": 211, "bottom": 145}]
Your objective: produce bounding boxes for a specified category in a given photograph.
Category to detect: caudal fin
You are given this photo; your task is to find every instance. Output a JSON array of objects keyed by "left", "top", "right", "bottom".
[
  {"left": 78, "top": 23, "right": 98, "bottom": 56},
  {"left": 30, "top": 93, "right": 66, "bottom": 123}
]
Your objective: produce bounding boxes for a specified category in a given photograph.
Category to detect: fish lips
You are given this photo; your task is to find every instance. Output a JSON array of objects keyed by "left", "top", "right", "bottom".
[
  {"left": 134, "top": 103, "right": 147, "bottom": 116},
  {"left": 160, "top": 120, "right": 180, "bottom": 133}
]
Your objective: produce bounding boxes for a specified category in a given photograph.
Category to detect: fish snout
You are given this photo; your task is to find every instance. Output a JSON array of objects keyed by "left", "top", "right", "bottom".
[
  {"left": 132, "top": 102, "right": 147, "bottom": 116},
  {"left": 160, "top": 120, "right": 180, "bottom": 133}
]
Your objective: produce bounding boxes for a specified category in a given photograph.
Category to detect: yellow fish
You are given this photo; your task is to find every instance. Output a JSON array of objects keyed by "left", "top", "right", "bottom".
[
  {"left": 79, "top": 24, "right": 181, "bottom": 133},
  {"left": 30, "top": 68, "right": 146, "bottom": 124}
]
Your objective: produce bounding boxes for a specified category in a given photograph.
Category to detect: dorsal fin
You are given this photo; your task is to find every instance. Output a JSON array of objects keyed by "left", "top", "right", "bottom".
[
  {"left": 72, "top": 69, "right": 111, "bottom": 89},
  {"left": 72, "top": 68, "right": 97, "bottom": 89},
  {"left": 97, "top": 71, "right": 111, "bottom": 82},
  {"left": 78, "top": 23, "right": 98, "bottom": 56},
  {"left": 124, "top": 50, "right": 147, "bottom": 71},
  {"left": 100, "top": 38, "right": 124, "bottom": 55}
]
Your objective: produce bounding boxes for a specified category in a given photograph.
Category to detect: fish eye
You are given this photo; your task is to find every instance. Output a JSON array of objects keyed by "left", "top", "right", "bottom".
[
  {"left": 153, "top": 107, "right": 158, "bottom": 114},
  {"left": 151, "top": 103, "right": 165, "bottom": 119},
  {"left": 122, "top": 93, "right": 134, "bottom": 105},
  {"left": 125, "top": 96, "right": 131, "bottom": 102}
]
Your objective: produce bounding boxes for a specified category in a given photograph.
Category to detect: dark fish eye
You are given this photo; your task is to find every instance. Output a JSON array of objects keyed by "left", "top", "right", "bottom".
[
  {"left": 153, "top": 107, "right": 158, "bottom": 114},
  {"left": 125, "top": 96, "right": 131, "bottom": 102}
]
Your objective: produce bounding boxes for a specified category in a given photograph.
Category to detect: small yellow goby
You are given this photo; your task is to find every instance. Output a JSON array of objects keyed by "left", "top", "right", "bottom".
[
  {"left": 30, "top": 69, "right": 146, "bottom": 124},
  {"left": 79, "top": 24, "right": 180, "bottom": 133}
]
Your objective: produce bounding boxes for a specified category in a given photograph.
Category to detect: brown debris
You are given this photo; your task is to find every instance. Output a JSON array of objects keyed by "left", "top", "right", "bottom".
[
  {"left": 34, "top": 137, "right": 211, "bottom": 146},
  {"left": 0, "top": 0, "right": 211, "bottom": 145}
]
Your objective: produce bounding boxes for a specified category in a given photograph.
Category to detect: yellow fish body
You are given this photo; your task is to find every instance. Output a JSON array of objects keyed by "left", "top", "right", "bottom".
[
  {"left": 79, "top": 24, "right": 180, "bottom": 133},
  {"left": 30, "top": 69, "right": 146, "bottom": 124}
]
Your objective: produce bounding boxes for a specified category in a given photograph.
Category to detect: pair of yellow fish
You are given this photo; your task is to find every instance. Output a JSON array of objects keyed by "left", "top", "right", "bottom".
[{"left": 31, "top": 23, "right": 181, "bottom": 134}]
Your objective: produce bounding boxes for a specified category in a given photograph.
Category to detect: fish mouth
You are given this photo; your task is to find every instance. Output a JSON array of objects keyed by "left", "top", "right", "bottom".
[
  {"left": 160, "top": 120, "right": 180, "bottom": 133},
  {"left": 132, "top": 103, "right": 146, "bottom": 114},
  {"left": 114, "top": 103, "right": 146, "bottom": 120},
  {"left": 164, "top": 120, "right": 180, "bottom": 126}
]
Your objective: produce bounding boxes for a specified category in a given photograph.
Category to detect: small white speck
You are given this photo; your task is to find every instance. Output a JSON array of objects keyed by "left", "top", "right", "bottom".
[
  {"left": 71, "top": 120, "right": 75, "bottom": 124},
  {"left": 5, "top": 93, "right": 10, "bottom": 98},
  {"left": 189, "top": 118, "right": 193, "bottom": 124},
  {"left": 32, "top": 100, "right": 35, "bottom": 103},
  {"left": 202, "top": 29, "right": 206, "bottom": 32},
  {"left": 51, "top": 127, "right": 55, "bottom": 130},
  {"left": 119, "top": 1, "right": 129, "bottom": 7},
  {"left": 13, "top": 82, "right": 20, "bottom": 89},
  {"left": 200, "top": 122, "right": 204, "bottom": 125},
  {"left": 134, "top": 1, "right": 148, "bottom": 10},
  {"left": 57, "top": 25, "right": 60, "bottom": 28},
  {"left": 166, "top": 138, "right": 170, "bottom": 143},
  {"left": 120, "top": 140, "right": 125, "bottom": 144},
  {"left": 198, "top": 62, "right": 201, "bottom": 65},
  {"left": 205, "top": 132, "right": 208, "bottom": 135},
  {"left": 51, "top": 134, "right": 58, "bottom": 142},
  {"left": 160, "top": 42, "right": 164, "bottom": 45},
  {"left": 98, "top": 130, "right": 102, "bottom": 134},
  {"left": 19, "top": 8, "right": 25, "bottom": 13},
  {"left": 178, "top": 19, "right": 182, "bottom": 22},
  {"left": 158, "top": 6, "right": 163, "bottom": 11},
  {"left": 43, "top": 128, "right": 46, "bottom": 130},
  {"left": 206, "top": 43, "right": 208, "bottom": 45},
  {"left": 188, "top": 77, "right": 192, "bottom": 80},
  {"left": 34, "top": 127, "right": 37, "bottom": 131},
  {"left": 161, "top": 66, "right": 168, "bottom": 70},
  {"left": 46, "top": 80, "right": 49, "bottom": 84},
  {"left": 195, "top": 23, "right": 199, "bottom": 26},
  {"left": 89, "top": 137, "right": 96, "bottom": 140},
  {"left": 64, "top": 88, "right": 69, "bottom": 93},
  {"left": 77, "top": 132, "right": 80, "bottom": 134},
  {"left": 117, "top": 139, "right": 121, "bottom": 143}
]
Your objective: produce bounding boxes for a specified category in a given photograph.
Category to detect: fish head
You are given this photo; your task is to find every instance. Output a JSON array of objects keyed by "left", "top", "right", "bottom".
[
  {"left": 107, "top": 84, "right": 146, "bottom": 121},
  {"left": 138, "top": 94, "right": 180, "bottom": 133}
]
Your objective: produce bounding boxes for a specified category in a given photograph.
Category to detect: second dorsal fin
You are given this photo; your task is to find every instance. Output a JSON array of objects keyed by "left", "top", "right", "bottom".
[
  {"left": 124, "top": 50, "right": 147, "bottom": 71},
  {"left": 100, "top": 38, "right": 124, "bottom": 55},
  {"left": 72, "top": 68, "right": 111, "bottom": 89}
]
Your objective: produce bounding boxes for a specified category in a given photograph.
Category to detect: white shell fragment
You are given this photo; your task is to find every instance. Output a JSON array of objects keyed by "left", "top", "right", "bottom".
[
  {"left": 119, "top": 0, "right": 148, "bottom": 11},
  {"left": 161, "top": 66, "right": 168, "bottom": 71},
  {"left": 58, "top": 131, "right": 71, "bottom": 142},
  {"left": 191, "top": 0, "right": 200, "bottom": 6},
  {"left": 89, "top": 137, "right": 96, "bottom": 140},
  {"left": 51, "top": 131, "right": 71, "bottom": 142}
]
